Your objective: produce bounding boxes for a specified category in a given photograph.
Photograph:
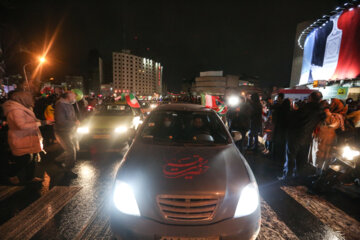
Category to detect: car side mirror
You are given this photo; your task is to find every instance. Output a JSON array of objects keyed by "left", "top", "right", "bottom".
[
  {"left": 195, "top": 134, "right": 214, "bottom": 143},
  {"left": 231, "top": 131, "right": 242, "bottom": 141}
]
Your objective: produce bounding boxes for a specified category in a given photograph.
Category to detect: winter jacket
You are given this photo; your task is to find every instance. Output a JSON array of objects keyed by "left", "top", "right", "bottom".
[
  {"left": 228, "top": 103, "right": 251, "bottom": 132},
  {"left": 54, "top": 99, "right": 77, "bottom": 133},
  {"left": 2, "top": 100, "right": 43, "bottom": 156},
  {"left": 287, "top": 102, "right": 325, "bottom": 146},
  {"left": 249, "top": 102, "right": 263, "bottom": 132},
  {"left": 309, "top": 113, "right": 344, "bottom": 168}
]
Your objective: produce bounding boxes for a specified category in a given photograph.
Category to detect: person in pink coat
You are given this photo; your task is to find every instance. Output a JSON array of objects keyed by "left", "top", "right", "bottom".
[{"left": 2, "top": 91, "right": 53, "bottom": 184}]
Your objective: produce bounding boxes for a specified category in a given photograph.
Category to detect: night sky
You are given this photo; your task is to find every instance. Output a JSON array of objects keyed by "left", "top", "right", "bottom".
[{"left": 1, "top": 0, "right": 344, "bottom": 91}]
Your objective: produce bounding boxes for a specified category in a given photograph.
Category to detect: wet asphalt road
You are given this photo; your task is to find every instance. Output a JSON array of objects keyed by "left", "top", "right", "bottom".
[{"left": 0, "top": 143, "right": 360, "bottom": 240}]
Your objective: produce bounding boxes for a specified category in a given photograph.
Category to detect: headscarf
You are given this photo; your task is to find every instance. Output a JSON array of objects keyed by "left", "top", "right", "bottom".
[
  {"left": 330, "top": 98, "right": 348, "bottom": 116},
  {"left": 10, "top": 91, "right": 34, "bottom": 109}
]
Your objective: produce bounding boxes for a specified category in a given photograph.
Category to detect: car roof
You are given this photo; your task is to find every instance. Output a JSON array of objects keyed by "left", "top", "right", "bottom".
[{"left": 156, "top": 103, "right": 211, "bottom": 112}]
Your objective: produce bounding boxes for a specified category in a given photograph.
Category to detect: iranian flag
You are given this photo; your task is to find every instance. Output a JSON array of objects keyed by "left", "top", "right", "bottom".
[
  {"left": 201, "top": 94, "right": 217, "bottom": 108},
  {"left": 201, "top": 94, "right": 228, "bottom": 116},
  {"left": 124, "top": 93, "right": 140, "bottom": 108}
]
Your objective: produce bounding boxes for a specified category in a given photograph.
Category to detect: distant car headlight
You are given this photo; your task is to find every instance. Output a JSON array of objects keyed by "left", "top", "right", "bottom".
[
  {"left": 150, "top": 104, "right": 157, "bottom": 109},
  {"left": 234, "top": 182, "right": 259, "bottom": 218},
  {"left": 113, "top": 180, "right": 140, "bottom": 216},
  {"left": 342, "top": 146, "right": 360, "bottom": 161},
  {"left": 114, "top": 126, "right": 128, "bottom": 133},
  {"left": 132, "top": 116, "right": 143, "bottom": 129},
  {"left": 228, "top": 95, "right": 240, "bottom": 107},
  {"left": 77, "top": 127, "right": 89, "bottom": 134}
]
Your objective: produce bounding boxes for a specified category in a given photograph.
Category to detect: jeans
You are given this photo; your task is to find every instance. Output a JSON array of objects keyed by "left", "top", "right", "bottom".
[
  {"left": 265, "top": 140, "right": 272, "bottom": 151},
  {"left": 283, "top": 141, "right": 297, "bottom": 177},
  {"left": 55, "top": 131, "right": 78, "bottom": 169},
  {"left": 247, "top": 130, "right": 259, "bottom": 150},
  {"left": 283, "top": 140, "right": 309, "bottom": 177}
]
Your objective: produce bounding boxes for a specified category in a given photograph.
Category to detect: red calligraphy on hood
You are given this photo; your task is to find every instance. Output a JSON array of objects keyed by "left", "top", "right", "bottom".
[{"left": 163, "top": 155, "right": 209, "bottom": 180}]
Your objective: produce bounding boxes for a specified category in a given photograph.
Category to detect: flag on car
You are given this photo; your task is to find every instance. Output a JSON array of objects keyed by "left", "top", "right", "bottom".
[
  {"left": 200, "top": 94, "right": 228, "bottom": 116},
  {"left": 124, "top": 93, "right": 140, "bottom": 108}
]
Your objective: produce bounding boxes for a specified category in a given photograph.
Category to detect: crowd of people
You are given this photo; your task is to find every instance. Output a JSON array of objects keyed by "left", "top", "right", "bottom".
[
  {"left": 227, "top": 91, "right": 360, "bottom": 183},
  {"left": 1, "top": 87, "right": 360, "bottom": 187},
  {"left": 0, "top": 89, "right": 92, "bottom": 185}
]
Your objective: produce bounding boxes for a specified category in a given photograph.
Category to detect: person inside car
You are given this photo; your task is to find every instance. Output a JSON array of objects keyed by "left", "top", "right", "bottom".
[
  {"left": 156, "top": 116, "right": 174, "bottom": 139},
  {"left": 190, "top": 116, "right": 211, "bottom": 139}
]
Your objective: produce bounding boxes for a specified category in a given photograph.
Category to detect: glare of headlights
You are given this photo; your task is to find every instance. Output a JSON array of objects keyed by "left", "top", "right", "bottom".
[
  {"left": 77, "top": 127, "right": 89, "bottom": 134},
  {"left": 150, "top": 104, "right": 157, "bottom": 109},
  {"left": 113, "top": 180, "right": 140, "bottom": 216},
  {"left": 342, "top": 146, "right": 360, "bottom": 161},
  {"left": 228, "top": 96, "right": 240, "bottom": 107},
  {"left": 133, "top": 116, "right": 143, "bottom": 129},
  {"left": 234, "top": 182, "right": 259, "bottom": 218},
  {"left": 114, "top": 126, "right": 128, "bottom": 133}
]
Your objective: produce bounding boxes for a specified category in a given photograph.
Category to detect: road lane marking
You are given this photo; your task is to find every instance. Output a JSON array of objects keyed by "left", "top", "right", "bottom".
[
  {"left": 74, "top": 200, "right": 112, "bottom": 240},
  {"left": 0, "top": 186, "right": 24, "bottom": 201},
  {"left": 0, "top": 186, "right": 81, "bottom": 240},
  {"left": 281, "top": 186, "right": 360, "bottom": 240},
  {"left": 259, "top": 199, "right": 299, "bottom": 240}
]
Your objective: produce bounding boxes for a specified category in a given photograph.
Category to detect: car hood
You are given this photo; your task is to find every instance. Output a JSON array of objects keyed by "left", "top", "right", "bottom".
[
  {"left": 116, "top": 141, "right": 252, "bottom": 224},
  {"left": 82, "top": 115, "right": 133, "bottom": 129}
]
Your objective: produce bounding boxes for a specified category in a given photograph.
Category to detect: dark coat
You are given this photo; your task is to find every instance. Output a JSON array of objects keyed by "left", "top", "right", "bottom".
[
  {"left": 273, "top": 100, "right": 291, "bottom": 142},
  {"left": 228, "top": 103, "right": 251, "bottom": 132},
  {"left": 249, "top": 101, "right": 262, "bottom": 133},
  {"left": 54, "top": 99, "right": 77, "bottom": 133},
  {"left": 287, "top": 102, "right": 325, "bottom": 146}
]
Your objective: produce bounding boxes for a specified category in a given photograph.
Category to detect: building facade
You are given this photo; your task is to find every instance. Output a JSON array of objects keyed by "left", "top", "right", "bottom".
[
  {"left": 112, "top": 50, "right": 163, "bottom": 96},
  {"left": 193, "top": 71, "right": 240, "bottom": 95},
  {"left": 289, "top": 21, "right": 312, "bottom": 87}
]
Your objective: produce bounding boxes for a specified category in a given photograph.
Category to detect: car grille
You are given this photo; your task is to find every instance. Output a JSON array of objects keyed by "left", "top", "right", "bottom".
[
  {"left": 92, "top": 128, "right": 111, "bottom": 134},
  {"left": 157, "top": 195, "right": 219, "bottom": 221}
]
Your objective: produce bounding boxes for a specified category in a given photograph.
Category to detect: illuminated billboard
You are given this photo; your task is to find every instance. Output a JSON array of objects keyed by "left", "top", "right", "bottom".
[{"left": 299, "top": 7, "right": 360, "bottom": 85}]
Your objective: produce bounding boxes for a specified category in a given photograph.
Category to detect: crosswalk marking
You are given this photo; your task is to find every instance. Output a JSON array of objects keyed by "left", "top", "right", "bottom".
[
  {"left": 0, "top": 186, "right": 24, "bottom": 201},
  {"left": 0, "top": 186, "right": 81, "bottom": 240},
  {"left": 281, "top": 186, "right": 360, "bottom": 240},
  {"left": 0, "top": 183, "right": 357, "bottom": 240},
  {"left": 75, "top": 201, "right": 112, "bottom": 240},
  {"left": 259, "top": 199, "right": 299, "bottom": 240}
]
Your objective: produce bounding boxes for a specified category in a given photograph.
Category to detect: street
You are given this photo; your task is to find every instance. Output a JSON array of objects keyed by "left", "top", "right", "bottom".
[
  {"left": 0, "top": 144, "right": 359, "bottom": 240},
  {"left": 1, "top": 1, "right": 360, "bottom": 239}
]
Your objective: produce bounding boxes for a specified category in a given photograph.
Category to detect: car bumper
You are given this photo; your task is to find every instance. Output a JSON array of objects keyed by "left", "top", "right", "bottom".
[
  {"left": 78, "top": 133, "right": 130, "bottom": 145},
  {"left": 110, "top": 208, "right": 260, "bottom": 240}
]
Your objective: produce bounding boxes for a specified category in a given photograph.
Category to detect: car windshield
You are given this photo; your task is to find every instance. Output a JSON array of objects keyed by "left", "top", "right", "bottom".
[
  {"left": 140, "top": 110, "right": 231, "bottom": 145},
  {"left": 95, "top": 104, "right": 134, "bottom": 116}
]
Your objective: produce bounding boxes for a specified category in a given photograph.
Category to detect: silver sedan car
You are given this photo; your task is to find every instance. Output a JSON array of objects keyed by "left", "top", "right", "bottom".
[{"left": 110, "top": 104, "right": 261, "bottom": 240}]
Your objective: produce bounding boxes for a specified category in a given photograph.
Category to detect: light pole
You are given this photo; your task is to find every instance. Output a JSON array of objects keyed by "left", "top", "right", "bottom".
[
  {"left": 23, "top": 62, "right": 31, "bottom": 90},
  {"left": 22, "top": 56, "right": 46, "bottom": 90}
]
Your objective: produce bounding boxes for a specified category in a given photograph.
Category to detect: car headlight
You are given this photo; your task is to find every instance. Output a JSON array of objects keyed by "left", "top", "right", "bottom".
[
  {"left": 150, "top": 104, "right": 157, "bottom": 109},
  {"left": 114, "top": 126, "right": 128, "bottom": 133},
  {"left": 77, "top": 127, "right": 89, "bottom": 134},
  {"left": 342, "top": 146, "right": 360, "bottom": 161},
  {"left": 113, "top": 180, "right": 140, "bottom": 216},
  {"left": 234, "top": 182, "right": 259, "bottom": 218},
  {"left": 228, "top": 96, "right": 240, "bottom": 107},
  {"left": 132, "top": 116, "right": 143, "bottom": 129}
]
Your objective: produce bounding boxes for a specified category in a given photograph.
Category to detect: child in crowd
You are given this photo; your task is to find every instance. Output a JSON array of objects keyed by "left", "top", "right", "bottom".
[{"left": 263, "top": 115, "right": 273, "bottom": 155}]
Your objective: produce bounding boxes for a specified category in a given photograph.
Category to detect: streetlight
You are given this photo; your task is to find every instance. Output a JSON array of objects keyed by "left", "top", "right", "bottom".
[
  {"left": 39, "top": 57, "right": 46, "bottom": 63},
  {"left": 23, "top": 56, "right": 46, "bottom": 90}
]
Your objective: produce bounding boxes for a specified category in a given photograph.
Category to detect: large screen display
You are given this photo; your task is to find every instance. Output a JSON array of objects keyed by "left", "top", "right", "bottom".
[{"left": 299, "top": 7, "right": 360, "bottom": 85}]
